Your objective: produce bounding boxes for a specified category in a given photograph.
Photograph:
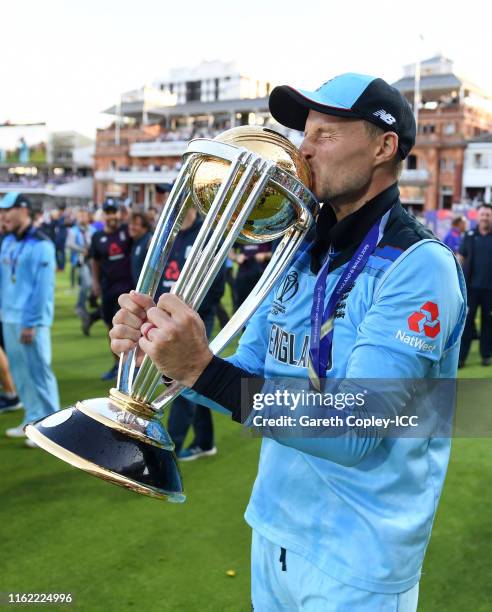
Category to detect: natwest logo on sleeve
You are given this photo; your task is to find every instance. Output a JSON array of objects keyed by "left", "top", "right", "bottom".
[
  {"left": 407, "top": 301, "right": 440, "bottom": 338},
  {"left": 394, "top": 301, "right": 440, "bottom": 353}
]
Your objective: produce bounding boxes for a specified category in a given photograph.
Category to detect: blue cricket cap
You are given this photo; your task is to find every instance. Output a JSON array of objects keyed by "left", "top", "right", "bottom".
[
  {"left": 269, "top": 73, "right": 416, "bottom": 159},
  {"left": 0, "top": 192, "right": 31, "bottom": 209},
  {"left": 102, "top": 197, "right": 119, "bottom": 212}
]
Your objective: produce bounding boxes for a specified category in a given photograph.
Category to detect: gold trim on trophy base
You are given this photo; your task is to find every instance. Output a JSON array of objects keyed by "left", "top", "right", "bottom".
[
  {"left": 108, "top": 388, "right": 156, "bottom": 419},
  {"left": 75, "top": 398, "right": 173, "bottom": 450},
  {"left": 25, "top": 425, "right": 184, "bottom": 502}
]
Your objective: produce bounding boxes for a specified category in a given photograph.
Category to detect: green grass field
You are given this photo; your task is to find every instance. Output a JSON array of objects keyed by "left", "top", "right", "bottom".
[{"left": 1, "top": 273, "right": 491, "bottom": 611}]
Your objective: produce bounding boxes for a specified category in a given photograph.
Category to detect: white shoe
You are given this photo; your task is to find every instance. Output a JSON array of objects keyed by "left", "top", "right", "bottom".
[
  {"left": 25, "top": 438, "right": 38, "bottom": 448},
  {"left": 5, "top": 425, "right": 26, "bottom": 438}
]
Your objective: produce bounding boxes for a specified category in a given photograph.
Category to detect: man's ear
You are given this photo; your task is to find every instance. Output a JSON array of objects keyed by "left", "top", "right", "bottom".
[{"left": 375, "top": 132, "right": 399, "bottom": 167}]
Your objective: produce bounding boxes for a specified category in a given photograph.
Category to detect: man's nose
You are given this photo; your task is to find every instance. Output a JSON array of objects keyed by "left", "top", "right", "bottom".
[{"left": 299, "top": 138, "right": 313, "bottom": 160}]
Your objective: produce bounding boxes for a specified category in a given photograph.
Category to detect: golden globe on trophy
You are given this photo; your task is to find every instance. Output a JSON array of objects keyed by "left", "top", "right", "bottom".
[{"left": 25, "top": 126, "right": 319, "bottom": 502}]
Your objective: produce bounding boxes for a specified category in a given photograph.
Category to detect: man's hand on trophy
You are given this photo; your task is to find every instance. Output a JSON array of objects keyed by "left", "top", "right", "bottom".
[
  {"left": 110, "top": 291, "right": 156, "bottom": 366},
  {"left": 139, "top": 294, "right": 213, "bottom": 388}
]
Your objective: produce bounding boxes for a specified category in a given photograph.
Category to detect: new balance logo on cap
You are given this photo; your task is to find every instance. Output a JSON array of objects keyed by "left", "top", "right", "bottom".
[{"left": 373, "top": 109, "right": 396, "bottom": 125}]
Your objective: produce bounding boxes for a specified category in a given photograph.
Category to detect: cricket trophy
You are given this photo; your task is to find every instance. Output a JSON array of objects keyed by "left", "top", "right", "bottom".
[{"left": 25, "top": 126, "right": 319, "bottom": 502}]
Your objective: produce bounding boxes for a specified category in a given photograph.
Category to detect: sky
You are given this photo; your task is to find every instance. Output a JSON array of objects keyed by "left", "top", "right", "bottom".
[{"left": 1, "top": 0, "right": 492, "bottom": 139}]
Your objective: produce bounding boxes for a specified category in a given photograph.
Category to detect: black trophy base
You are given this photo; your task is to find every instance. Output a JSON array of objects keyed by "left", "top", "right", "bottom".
[{"left": 25, "top": 402, "right": 185, "bottom": 502}]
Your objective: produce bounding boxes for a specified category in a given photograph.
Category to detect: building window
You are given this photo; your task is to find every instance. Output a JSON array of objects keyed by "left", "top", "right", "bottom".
[
  {"left": 443, "top": 122, "right": 455, "bottom": 135},
  {"left": 440, "top": 159, "right": 455, "bottom": 172},
  {"left": 474, "top": 153, "right": 483, "bottom": 169},
  {"left": 131, "top": 186, "right": 140, "bottom": 203},
  {"left": 420, "top": 124, "right": 436, "bottom": 135},
  {"left": 185, "top": 80, "right": 201, "bottom": 102},
  {"left": 440, "top": 187, "right": 453, "bottom": 209},
  {"left": 170, "top": 83, "right": 174, "bottom": 94},
  {"left": 407, "top": 154, "right": 418, "bottom": 170},
  {"left": 215, "top": 78, "right": 219, "bottom": 101}
]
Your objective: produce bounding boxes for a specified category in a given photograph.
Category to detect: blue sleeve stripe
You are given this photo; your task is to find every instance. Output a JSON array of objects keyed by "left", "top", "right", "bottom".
[{"left": 374, "top": 245, "right": 404, "bottom": 261}]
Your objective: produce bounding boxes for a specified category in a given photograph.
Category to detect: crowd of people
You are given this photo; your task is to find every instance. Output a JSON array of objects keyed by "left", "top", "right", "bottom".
[
  {"left": 443, "top": 204, "right": 492, "bottom": 367},
  {"left": 0, "top": 192, "right": 272, "bottom": 459},
  {"left": 0, "top": 189, "right": 490, "bottom": 458}
]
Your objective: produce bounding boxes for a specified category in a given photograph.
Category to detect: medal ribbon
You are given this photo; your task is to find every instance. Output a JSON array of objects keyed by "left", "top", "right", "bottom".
[
  {"left": 308, "top": 215, "right": 386, "bottom": 390},
  {"left": 9, "top": 228, "right": 33, "bottom": 282}
]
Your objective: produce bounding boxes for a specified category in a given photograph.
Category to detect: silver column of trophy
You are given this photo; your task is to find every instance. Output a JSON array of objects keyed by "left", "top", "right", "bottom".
[{"left": 25, "top": 126, "right": 319, "bottom": 502}]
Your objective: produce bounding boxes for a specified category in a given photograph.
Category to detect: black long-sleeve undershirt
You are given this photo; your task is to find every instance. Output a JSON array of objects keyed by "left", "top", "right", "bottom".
[{"left": 191, "top": 355, "right": 263, "bottom": 422}]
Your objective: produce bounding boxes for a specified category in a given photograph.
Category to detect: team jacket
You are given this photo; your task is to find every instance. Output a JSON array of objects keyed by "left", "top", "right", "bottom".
[
  {"left": 187, "top": 184, "right": 467, "bottom": 593},
  {"left": 0, "top": 226, "right": 56, "bottom": 327}
]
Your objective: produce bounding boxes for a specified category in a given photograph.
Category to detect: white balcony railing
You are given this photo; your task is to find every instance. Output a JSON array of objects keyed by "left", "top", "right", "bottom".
[
  {"left": 0, "top": 177, "right": 93, "bottom": 198},
  {"left": 463, "top": 167, "right": 492, "bottom": 188},
  {"left": 95, "top": 169, "right": 179, "bottom": 184},
  {"left": 399, "top": 169, "right": 430, "bottom": 185},
  {"left": 130, "top": 140, "right": 189, "bottom": 157},
  {"left": 94, "top": 170, "right": 115, "bottom": 181}
]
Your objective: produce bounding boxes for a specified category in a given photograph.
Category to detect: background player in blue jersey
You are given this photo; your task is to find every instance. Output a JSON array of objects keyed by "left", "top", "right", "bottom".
[
  {"left": 0, "top": 192, "right": 60, "bottom": 447},
  {"left": 111, "top": 74, "right": 466, "bottom": 611}
]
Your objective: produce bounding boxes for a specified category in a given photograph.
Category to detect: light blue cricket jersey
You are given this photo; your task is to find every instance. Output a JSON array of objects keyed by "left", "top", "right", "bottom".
[
  {"left": 189, "top": 201, "right": 466, "bottom": 593},
  {"left": 0, "top": 227, "right": 56, "bottom": 327}
]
